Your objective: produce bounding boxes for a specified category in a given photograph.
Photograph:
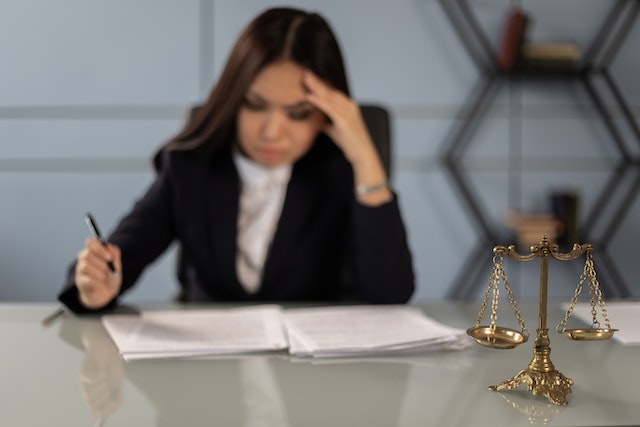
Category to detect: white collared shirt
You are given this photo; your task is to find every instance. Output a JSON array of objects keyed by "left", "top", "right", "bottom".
[{"left": 233, "top": 150, "right": 292, "bottom": 294}]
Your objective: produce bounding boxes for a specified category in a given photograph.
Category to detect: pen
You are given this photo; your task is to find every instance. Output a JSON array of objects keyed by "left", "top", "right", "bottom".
[
  {"left": 84, "top": 212, "right": 117, "bottom": 274},
  {"left": 41, "top": 307, "right": 66, "bottom": 327}
]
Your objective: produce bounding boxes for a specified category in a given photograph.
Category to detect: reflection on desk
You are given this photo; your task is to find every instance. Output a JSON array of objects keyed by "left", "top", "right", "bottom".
[
  {"left": 60, "top": 309, "right": 411, "bottom": 426},
  {"left": 1, "top": 302, "right": 639, "bottom": 426}
]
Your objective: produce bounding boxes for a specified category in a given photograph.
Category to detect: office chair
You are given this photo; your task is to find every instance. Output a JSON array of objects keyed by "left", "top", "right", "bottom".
[
  {"left": 359, "top": 104, "right": 392, "bottom": 176},
  {"left": 175, "top": 103, "right": 393, "bottom": 297}
]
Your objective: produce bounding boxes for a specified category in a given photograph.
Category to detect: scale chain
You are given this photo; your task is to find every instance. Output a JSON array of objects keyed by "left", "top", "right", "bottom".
[
  {"left": 475, "top": 254, "right": 500, "bottom": 329},
  {"left": 474, "top": 253, "right": 528, "bottom": 339},
  {"left": 556, "top": 260, "right": 586, "bottom": 333},
  {"left": 587, "top": 254, "right": 612, "bottom": 330},
  {"left": 556, "top": 251, "right": 612, "bottom": 333},
  {"left": 499, "top": 259, "right": 529, "bottom": 340}
]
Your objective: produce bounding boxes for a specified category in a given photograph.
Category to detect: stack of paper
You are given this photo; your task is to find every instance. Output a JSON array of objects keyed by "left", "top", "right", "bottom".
[
  {"left": 101, "top": 304, "right": 470, "bottom": 361},
  {"left": 560, "top": 301, "right": 640, "bottom": 346},
  {"left": 102, "top": 305, "right": 288, "bottom": 361},
  {"left": 284, "top": 305, "right": 469, "bottom": 358}
]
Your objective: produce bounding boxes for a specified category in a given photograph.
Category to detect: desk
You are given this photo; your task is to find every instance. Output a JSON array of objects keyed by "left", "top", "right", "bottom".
[{"left": 1, "top": 302, "right": 638, "bottom": 426}]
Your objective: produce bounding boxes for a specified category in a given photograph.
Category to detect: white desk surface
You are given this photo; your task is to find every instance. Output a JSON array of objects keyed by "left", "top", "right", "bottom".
[{"left": 1, "top": 301, "right": 638, "bottom": 426}]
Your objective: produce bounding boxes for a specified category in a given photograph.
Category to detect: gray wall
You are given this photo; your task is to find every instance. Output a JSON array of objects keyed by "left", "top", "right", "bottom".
[{"left": 1, "top": 0, "right": 639, "bottom": 304}]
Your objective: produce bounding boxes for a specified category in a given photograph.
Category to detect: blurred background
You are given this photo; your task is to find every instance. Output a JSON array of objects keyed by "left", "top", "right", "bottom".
[{"left": 1, "top": 0, "right": 639, "bottom": 303}]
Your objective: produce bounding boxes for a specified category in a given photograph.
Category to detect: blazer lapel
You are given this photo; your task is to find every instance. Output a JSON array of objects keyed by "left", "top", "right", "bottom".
[
  {"left": 204, "top": 151, "right": 242, "bottom": 290},
  {"left": 259, "top": 161, "right": 319, "bottom": 294}
]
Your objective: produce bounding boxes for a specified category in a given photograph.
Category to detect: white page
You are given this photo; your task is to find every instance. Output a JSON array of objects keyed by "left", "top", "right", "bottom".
[
  {"left": 284, "top": 305, "right": 468, "bottom": 357},
  {"left": 102, "top": 305, "right": 288, "bottom": 359},
  {"left": 561, "top": 301, "right": 640, "bottom": 345}
]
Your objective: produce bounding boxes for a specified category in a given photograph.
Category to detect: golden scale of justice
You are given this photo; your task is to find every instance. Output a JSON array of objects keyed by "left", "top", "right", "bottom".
[{"left": 467, "top": 236, "right": 617, "bottom": 406}]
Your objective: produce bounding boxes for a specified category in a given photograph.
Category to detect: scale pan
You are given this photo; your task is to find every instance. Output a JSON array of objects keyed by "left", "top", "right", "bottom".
[
  {"left": 467, "top": 326, "right": 527, "bottom": 349},
  {"left": 563, "top": 328, "right": 617, "bottom": 341}
]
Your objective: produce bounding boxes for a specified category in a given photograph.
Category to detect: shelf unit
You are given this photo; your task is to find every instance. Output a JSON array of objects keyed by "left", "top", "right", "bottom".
[{"left": 439, "top": 0, "right": 640, "bottom": 298}]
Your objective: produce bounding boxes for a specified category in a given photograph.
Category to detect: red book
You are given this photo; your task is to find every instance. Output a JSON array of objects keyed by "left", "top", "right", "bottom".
[{"left": 496, "top": 8, "right": 528, "bottom": 71}]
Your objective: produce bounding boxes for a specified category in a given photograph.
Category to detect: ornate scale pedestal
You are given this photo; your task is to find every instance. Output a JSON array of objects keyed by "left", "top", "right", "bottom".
[{"left": 468, "top": 237, "right": 616, "bottom": 405}]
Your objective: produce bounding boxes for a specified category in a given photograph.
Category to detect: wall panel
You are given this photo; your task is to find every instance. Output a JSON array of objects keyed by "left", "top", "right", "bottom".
[{"left": 0, "top": 0, "right": 638, "bottom": 302}]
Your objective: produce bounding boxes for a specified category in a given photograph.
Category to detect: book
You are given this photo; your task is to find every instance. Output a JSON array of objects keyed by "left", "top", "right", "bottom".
[
  {"left": 521, "top": 42, "right": 580, "bottom": 60},
  {"left": 550, "top": 190, "right": 580, "bottom": 249},
  {"left": 504, "top": 210, "right": 563, "bottom": 249},
  {"left": 496, "top": 8, "right": 529, "bottom": 71},
  {"left": 520, "top": 42, "right": 581, "bottom": 70},
  {"left": 101, "top": 304, "right": 470, "bottom": 361}
]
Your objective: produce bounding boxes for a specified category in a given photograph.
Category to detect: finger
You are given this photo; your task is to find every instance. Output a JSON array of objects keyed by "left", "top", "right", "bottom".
[
  {"left": 303, "top": 71, "right": 344, "bottom": 116},
  {"left": 106, "top": 243, "right": 122, "bottom": 275},
  {"left": 77, "top": 279, "right": 116, "bottom": 309},
  {"left": 78, "top": 252, "right": 114, "bottom": 283},
  {"left": 85, "top": 238, "right": 115, "bottom": 264},
  {"left": 81, "top": 239, "right": 121, "bottom": 284},
  {"left": 79, "top": 262, "right": 119, "bottom": 296},
  {"left": 75, "top": 254, "right": 120, "bottom": 308},
  {"left": 302, "top": 70, "right": 330, "bottom": 95}
]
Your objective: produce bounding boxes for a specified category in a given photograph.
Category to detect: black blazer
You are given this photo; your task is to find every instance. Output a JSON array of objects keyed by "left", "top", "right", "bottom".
[{"left": 59, "top": 138, "right": 415, "bottom": 312}]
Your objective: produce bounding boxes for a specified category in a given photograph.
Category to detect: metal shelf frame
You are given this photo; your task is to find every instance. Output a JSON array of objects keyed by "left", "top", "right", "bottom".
[{"left": 439, "top": 0, "right": 640, "bottom": 299}]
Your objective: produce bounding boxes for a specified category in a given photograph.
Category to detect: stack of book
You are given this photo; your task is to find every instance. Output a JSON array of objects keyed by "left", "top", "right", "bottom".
[
  {"left": 495, "top": 7, "right": 581, "bottom": 72},
  {"left": 504, "top": 210, "right": 563, "bottom": 249},
  {"left": 520, "top": 42, "right": 581, "bottom": 70}
]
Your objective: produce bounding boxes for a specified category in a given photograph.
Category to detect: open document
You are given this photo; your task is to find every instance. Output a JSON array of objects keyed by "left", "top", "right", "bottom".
[{"left": 101, "top": 304, "right": 470, "bottom": 361}]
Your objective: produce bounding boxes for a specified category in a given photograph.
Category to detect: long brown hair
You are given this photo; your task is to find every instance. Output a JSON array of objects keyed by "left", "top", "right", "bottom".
[{"left": 153, "top": 7, "right": 349, "bottom": 171}]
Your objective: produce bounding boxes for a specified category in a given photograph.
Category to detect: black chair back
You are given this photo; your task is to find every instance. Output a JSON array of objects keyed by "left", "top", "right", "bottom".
[{"left": 360, "top": 104, "right": 392, "bottom": 175}]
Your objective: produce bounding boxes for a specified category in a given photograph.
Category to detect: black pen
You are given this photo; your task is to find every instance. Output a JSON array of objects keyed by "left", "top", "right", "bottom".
[{"left": 84, "top": 212, "right": 117, "bottom": 274}]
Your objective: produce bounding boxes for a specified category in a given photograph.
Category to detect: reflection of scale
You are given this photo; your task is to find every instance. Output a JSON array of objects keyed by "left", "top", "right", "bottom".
[{"left": 468, "top": 236, "right": 617, "bottom": 405}]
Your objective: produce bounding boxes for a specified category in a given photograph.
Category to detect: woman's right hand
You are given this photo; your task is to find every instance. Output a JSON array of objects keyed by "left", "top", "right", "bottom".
[{"left": 74, "top": 238, "right": 122, "bottom": 309}]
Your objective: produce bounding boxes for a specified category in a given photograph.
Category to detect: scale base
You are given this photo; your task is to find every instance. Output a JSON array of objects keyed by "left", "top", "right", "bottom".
[{"left": 489, "top": 369, "right": 574, "bottom": 406}]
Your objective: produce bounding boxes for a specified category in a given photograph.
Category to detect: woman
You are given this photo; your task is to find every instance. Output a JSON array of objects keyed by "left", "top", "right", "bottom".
[{"left": 59, "top": 7, "right": 414, "bottom": 313}]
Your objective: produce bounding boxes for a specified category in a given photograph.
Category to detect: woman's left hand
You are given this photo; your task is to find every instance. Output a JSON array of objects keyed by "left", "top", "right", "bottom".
[
  {"left": 303, "top": 71, "right": 376, "bottom": 165},
  {"left": 303, "top": 71, "right": 392, "bottom": 205}
]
